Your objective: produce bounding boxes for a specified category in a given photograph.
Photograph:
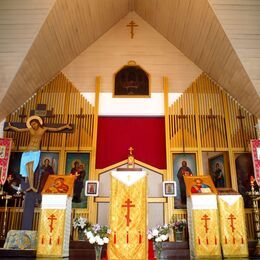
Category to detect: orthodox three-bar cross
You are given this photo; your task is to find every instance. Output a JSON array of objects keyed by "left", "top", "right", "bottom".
[
  {"left": 236, "top": 108, "right": 247, "bottom": 151},
  {"left": 126, "top": 20, "right": 138, "bottom": 39},
  {"left": 206, "top": 108, "right": 217, "bottom": 151},
  {"left": 48, "top": 213, "right": 57, "bottom": 233},
  {"left": 128, "top": 146, "right": 134, "bottom": 155},
  {"left": 228, "top": 213, "right": 236, "bottom": 233},
  {"left": 16, "top": 107, "right": 27, "bottom": 150},
  {"left": 122, "top": 198, "right": 135, "bottom": 226},
  {"left": 177, "top": 108, "right": 187, "bottom": 152},
  {"left": 201, "top": 214, "right": 210, "bottom": 233},
  {"left": 76, "top": 107, "right": 88, "bottom": 151}
]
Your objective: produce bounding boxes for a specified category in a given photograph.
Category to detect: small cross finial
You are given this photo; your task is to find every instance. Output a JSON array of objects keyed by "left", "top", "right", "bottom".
[
  {"left": 128, "top": 147, "right": 134, "bottom": 155},
  {"left": 127, "top": 147, "right": 135, "bottom": 168},
  {"left": 126, "top": 20, "right": 138, "bottom": 39}
]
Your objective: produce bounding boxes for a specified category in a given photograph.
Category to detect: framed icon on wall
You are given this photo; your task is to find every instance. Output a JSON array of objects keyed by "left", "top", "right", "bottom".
[{"left": 85, "top": 181, "right": 99, "bottom": 196}]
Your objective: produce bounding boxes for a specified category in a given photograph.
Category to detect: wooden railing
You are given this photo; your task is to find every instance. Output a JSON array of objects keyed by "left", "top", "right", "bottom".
[{"left": 0, "top": 207, "right": 256, "bottom": 241}]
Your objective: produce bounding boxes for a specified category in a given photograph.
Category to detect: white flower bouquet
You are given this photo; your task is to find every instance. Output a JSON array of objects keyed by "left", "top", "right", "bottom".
[
  {"left": 147, "top": 224, "right": 170, "bottom": 242},
  {"left": 73, "top": 217, "right": 90, "bottom": 231},
  {"left": 84, "top": 224, "right": 111, "bottom": 245}
]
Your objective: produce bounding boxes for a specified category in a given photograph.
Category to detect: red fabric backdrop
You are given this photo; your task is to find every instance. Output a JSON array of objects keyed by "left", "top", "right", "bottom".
[{"left": 96, "top": 117, "right": 166, "bottom": 169}]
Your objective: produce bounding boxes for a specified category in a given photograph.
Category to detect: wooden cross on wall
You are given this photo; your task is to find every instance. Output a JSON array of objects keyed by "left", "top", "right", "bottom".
[
  {"left": 126, "top": 20, "right": 138, "bottom": 39},
  {"left": 30, "top": 104, "right": 54, "bottom": 118},
  {"left": 76, "top": 108, "right": 88, "bottom": 151},
  {"left": 177, "top": 108, "right": 187, "bottom": 152},
  {"left": 15, "top": 108, "right": 27, "bottom": 149},
  {"left": 206, "top": 108, "right": 217, "bottom": 151},
  {"left": 236, "top": 108, "right": 247, "bottom": 151}
]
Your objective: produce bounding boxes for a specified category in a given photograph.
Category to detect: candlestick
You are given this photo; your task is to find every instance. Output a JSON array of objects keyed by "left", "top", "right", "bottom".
[{"left": 247, "top": 177, "right": 260, "bottom": 255}]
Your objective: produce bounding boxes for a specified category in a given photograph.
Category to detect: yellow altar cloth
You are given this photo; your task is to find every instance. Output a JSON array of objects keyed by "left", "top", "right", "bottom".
[
  {"left": 37, "top": 175, "right": 74, "bottom": 257},
  {"left": 37, "top": 208, "right": 66, "bottom": 256},
  {"left": 187, "top": 195, "right": 221, "bottom": 259},
  {"left": 218, "top": 195, "right": 248, "bottom": 257},
  {"left": 108, "top": 171, "right": 147, "bottom": 260}
]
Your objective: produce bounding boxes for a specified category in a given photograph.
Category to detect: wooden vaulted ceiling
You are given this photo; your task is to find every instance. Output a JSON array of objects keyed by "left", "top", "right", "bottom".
[{"left": 0, "top": 0, "right": 259, "bottom": 121}]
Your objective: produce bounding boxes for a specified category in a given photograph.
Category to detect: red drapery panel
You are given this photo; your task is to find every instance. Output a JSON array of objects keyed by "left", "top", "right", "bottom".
[{"left": 96, "top": 117, "right": 166, "bottom": 169}]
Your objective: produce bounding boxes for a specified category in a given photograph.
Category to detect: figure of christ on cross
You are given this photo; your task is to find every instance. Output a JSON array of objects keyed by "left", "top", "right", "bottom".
[
  {"left": 122, "top": 198, "right": 135, "bottom": 226},
  {"left": 228, "top": 214, "right": 236, "bottom": 233},
  {"left": 5, "top": 115, "right": 72, "bottom": 192},
  {"left": 201, "top": 214, "right": 210, "bottom": 233}
]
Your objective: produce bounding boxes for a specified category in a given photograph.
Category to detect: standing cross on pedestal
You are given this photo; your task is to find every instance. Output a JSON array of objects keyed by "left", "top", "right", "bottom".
[
  {"left": 126, "top": 20, "right": 138, "bottom": 39},
  {"left": 128, "top": 146, "right": 134, "bottom": 155}
]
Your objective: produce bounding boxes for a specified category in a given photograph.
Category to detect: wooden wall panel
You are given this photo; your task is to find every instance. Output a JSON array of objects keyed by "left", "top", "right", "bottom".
[
  {"left": 63, "top": 12, "right": 202, "bottom": 93},
  {"left": 168, "top": 73, "right": 257, "bottom": 151},
  {"left": 0, "top": 0, "right": 55, "bottom": 103},
  {"left": 0, "top": 0, "right": 129, "bottom": 121},
  {"left": 209, "top": 0, "right": 260, "bottom": 97},
  {"left": 4, "top": 73, "right": 95, "bottom": 151},
  {"left": 134, "top": 0, "right": 260, "bottom": 116}
]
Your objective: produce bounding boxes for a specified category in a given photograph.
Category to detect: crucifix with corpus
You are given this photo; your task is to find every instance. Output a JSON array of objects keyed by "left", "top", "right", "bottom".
[
  {"left": 4, "top": 104, "right": 73, "bottom": 229},
  {"left": 5, "top": 105, "right": 73, "bottom": 193}
]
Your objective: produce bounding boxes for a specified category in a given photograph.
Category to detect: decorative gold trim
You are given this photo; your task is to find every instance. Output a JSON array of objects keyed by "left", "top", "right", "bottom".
[
  {"left": 163, "top": 77, "right": 171, "bottom": 228},
  {"left": 135, "top": 159, "right": 166, "bottom": 175},
  {"left": 96, "top": 159, "right": 165, "bottom": 175},
  {"left": 96, "top": 159, "right": 128, "bottom": 175},
  {"left": 127, "top": 60, "right": 136, "bottom": 66},
  {"left": 88, "top": 77, "right": 100, "bottom": 223}
]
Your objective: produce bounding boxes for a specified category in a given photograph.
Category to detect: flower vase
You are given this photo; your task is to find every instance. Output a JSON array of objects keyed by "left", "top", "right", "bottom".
[
  {"left": 78, "top": 229, "right": 85, "bottom": 241},
  {"left": 175, "top": 230, "right": 183, "bottom": 242},
  {"left": 94, "top": 244, "right": 103, "bottom": 260},
  {"left": 154, "top": 241, "right": 162, "bottom": 259}
]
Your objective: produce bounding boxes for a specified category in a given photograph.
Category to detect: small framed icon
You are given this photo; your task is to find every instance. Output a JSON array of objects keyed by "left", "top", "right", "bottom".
[{"left": 85, "top": 181, "right": 99, "bottom": 197}]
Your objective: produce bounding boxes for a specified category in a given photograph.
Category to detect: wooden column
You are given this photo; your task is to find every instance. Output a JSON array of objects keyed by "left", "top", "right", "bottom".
[
  {"left": 193, "top": 82, "right": 203, "bottom": 175},
  {"left": 60, "top": 80, "right": 72, "bottom": 174},
  {"left": 222, "top": 92, "right": 238, "bottom": 190},
  {"left": 88, "top": 76, "right": 100, "bottom": 224},
  {"left": 257, "top": 119, "right": 260, "bottom": 139},
  {"left": 163, "top": 77, "right": 171, "bottom": 226}
]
